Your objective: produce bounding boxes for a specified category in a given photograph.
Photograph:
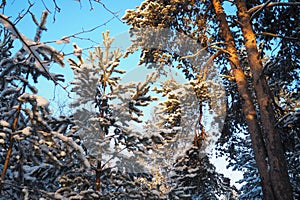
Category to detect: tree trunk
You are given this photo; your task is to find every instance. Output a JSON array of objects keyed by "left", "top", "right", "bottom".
[
  {"left": 234, "top": 0, "right": 293, "bottom": 199},
  {"left": 212, "top": 1, "right": 275, "bottom": 199}
]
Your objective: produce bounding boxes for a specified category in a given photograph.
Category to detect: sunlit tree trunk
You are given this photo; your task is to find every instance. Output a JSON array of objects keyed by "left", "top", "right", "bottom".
[
  {"left": 234, "top": 1, "right": 293, "bottom": 199},
  {"left": 212, "top": 0, "right": 275, "bottom": 199}
]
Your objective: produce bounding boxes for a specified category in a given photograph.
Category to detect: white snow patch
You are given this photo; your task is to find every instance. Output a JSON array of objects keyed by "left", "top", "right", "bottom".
[
  {"left": 18, "top": 93, "right": 50, "bottom": 107},
  {"left": 36, "top": 96, "right": 50, "bottom": 107},
  {"left": 22, "top": 127, "right": 32, "bottom": 136},
  {"left": 0, "top": 120, "right": 10, "bottom": 127}
]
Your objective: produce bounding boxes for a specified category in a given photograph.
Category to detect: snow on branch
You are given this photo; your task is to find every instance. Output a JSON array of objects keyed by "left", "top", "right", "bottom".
[
  {"left": 0, "top": 13, "right": 64, "bottom": 84},
  {"left": 43, "top": 130, "right": 91, "bottom": 169}
]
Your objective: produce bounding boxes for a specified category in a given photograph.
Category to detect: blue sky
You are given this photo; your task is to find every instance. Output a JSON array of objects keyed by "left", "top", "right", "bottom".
[
  {"left": 4, "top": 0, "right": 142, "bottom": 39},
  {"left": 3, "top": 0, "right": 144, "bottom": 64},
  {"left": 3, "top": 1, "right": 144, "bottom": 103}
]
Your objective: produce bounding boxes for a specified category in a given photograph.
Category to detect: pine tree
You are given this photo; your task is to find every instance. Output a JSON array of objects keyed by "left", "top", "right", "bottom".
[
  {"left": 68, "top": 30, "right": 164, "bottom": 199},
  {"left": 123, "top": 0, "right": 300, "bottom": 199},
  {"left": 0, "top": 12, "right": 91, "bottom": 199}
]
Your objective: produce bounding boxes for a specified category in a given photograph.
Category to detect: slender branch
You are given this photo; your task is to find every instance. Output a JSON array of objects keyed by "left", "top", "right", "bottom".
[
  {"left": 256, "top": 32, "right": 299, "bottom": 41},
  {"left": 41, "top": 0, "right": 51, "bottom": 13},
  {"left": 0, "top": 106, "right": 20, "bottom": 193},
  {"left": 52, "top": 0, "right": 61, "bottom": 22},
  {"left": 13, "top": 2, "right": 35, "bottom": 25},
  {"left": 179, "top": 42, "right": 226, "bottom": 60},
  {"left": 0, "top": 14, "right": 56, "bottom": 81},
  {"left": 0, "top": 68, "right": 30, "bottom": 193},
  {"left": 211, "top": 45, "right": 233, "bottom": 55},
  {"left": 52, "top": 0, "right": 61, "bottom": 12},
  {"left": 92, "top": 0, "right": 123, "bottom": 23},
  {"left": 95, "top": 160, "right": 101, "bottom": 191},
  {"left": 248, "top": 2, "right": 300, "bottom": 15},
  {"left": 0, "top": 13, "right": 70, "bottom": 97},
  {"left": 0, "top": 0, "right": 5, "bottom": 8},
  {"left": 43, "top": 16, "right": 115, "bottom": 45},
  {"left": 200, "top": 50, "right": 223, "bottom": 80},
  {"left": 250, "top": 0, "right": 271, "bottom": 20},
  {"left": 88, "top": 0, "right": 94, "bottom": 10},
  {"left": 193, "top": 103, "right": 206, "bottom": 149},
  {"left": 64, "top": 46, "right": 97, "bottom": 56}
]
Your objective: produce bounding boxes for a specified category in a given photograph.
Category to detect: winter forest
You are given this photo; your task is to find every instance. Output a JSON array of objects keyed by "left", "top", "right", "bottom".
[{"left": 0, "top": 0, "right": 299, "bottom": 199}]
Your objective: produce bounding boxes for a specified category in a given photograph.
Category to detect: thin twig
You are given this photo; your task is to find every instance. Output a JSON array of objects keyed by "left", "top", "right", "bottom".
[
  {"left": 51, "top": 0, "right": 61, "bottom": 22},
  {"left": 41, "top": 0, "right": 51, "bottom": 13},
  {"left": 256, "top": 32, "right": 299, "bottom": 41},
  {"left": 0, "top": 13, "right": 70, "bottom": 95},
  {"left": 250, "top": 0, "right": 271, "bottom": 20},
  {"left": 248, "top": 2, "right": 300, "bottom": 15},
  {"left": 13, "top": 1, "right": 34, "bottom": 25},
  {"left": 200, "top": 50, "right": 223, "bottom": 80},
  {"left": 179, "top": 42, "right": 226, "bottom": 60},
  {"left": 43, "top": 16, "right": 115, "bottom": 46},
  {"left": 0, "top": 68, "right": 30, "bottom": 193},
  {"left": 92, "top": 0, "right": 123, "bottom": 23},
  {"left": 88, "top": 0, "right": 94, "bottom": 10},
  {"left": 0, "top": 0, "right": 6, "bottom": 9},
  {"left": 64, "top": 46, "right": 97, "bottom": 56}
]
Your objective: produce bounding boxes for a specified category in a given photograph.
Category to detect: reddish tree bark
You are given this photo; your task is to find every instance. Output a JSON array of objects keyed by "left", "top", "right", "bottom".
[
  {"left": 234, "top": 1, "right": 293, "bottom": 199},
  {"left": 212, "top": 1, "right": 275, "bottom": 199}
]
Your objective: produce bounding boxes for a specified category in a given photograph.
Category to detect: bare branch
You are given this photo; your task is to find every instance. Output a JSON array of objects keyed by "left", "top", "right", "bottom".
[
  {"left": 200, "top": 51, "right": 223, "bottom": 80},
  {"left": 43, "top": 16, "right": 115, "bottom": 46},
  {"left": 0, "top": 0, "right": 6, "bottom": 9},
  {"left": 92, "top": 0, "right": 123, "bottom": 23},
  {"left": 52, "top": 0, "right": 61, "bottom": 12},
  {"left": 13, "top": 2, "right": 34, "bottom": 25},
  {"left": 179, "top": 42, "right": 226, "bottom": 60},
  {"left": 210, "top": 45, "right": 232, "bottom": 55},
  {"left": 52, "top": 0, "right": 61, "bottom": 22},
  {"left": 41, "top": 0, "right": 51, "bottom": 13},
  {"left": 250, "top": 0, "right": 271, "bottom": 20},
  {"left": 248, "top": 2, "right": 300, "bottom": 17},
  {"left": 256, "top": 32, "right": 300, "bottom": 41}
]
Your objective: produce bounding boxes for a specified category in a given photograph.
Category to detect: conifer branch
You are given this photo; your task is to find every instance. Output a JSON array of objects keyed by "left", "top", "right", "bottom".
[{"left": 0, "top": 13, "right": 69, "bottom": 96}]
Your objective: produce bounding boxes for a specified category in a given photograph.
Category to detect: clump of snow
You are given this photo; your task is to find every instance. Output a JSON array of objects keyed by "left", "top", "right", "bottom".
[
  {"left": 18, "top": 93, "right": 50, "bottom": 107},
  {"left": 21, "top": 127, "right": 32, "bottom": 136},
  {"left": 36, "top": 96, "right": 50, "bottom": 107},
  {"left": 0, "top": 120, "right": 10, "bottom": 127}
]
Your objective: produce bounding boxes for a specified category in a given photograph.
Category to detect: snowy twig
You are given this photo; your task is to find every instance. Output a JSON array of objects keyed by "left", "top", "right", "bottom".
[
  {"left": 2, "top": 181, "right": 58, "bottom": 199},
  {"left": 0, "top": 13, "right": 71, "bottom": 96},
  {"left": 64, "top": 46, "right": 98, "bottom": 56},
  {"left": 48, "top": 131, "right": 91, "bottom": 169},
  {"left": 0, "top": 14, "right": 57, "bottom": 81}
]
